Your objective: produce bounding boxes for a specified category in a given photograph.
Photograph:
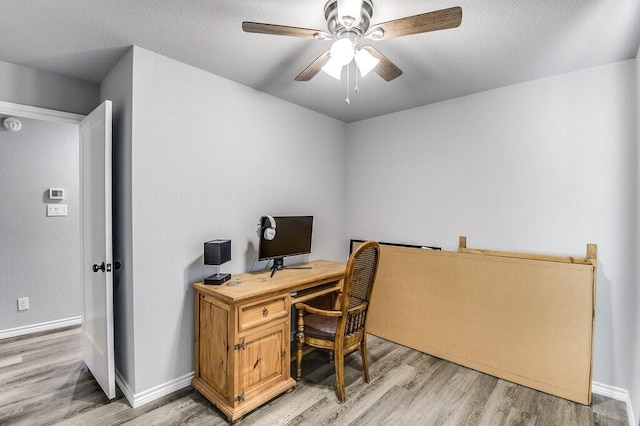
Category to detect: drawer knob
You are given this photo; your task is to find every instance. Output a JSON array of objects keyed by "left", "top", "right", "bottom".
[{"left": 262, "top": 307, "right": 269, "bottom": 317}]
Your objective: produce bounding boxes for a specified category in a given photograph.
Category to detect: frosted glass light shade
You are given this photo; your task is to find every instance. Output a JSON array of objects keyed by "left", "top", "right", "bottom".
[
  {"left": 330, "top": 38, "right": 355, "bottom": 65},
  {"left": 322, "top": 57, "right": 343, "bottom": 80},
  {"left": 355, "top": 48, "right": 380, "bottom": 77}
]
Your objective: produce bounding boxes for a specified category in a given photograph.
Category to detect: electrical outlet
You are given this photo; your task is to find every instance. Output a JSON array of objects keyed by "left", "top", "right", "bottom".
[{"left": 17, "top": 297, "right": 29, "bottom": 311}]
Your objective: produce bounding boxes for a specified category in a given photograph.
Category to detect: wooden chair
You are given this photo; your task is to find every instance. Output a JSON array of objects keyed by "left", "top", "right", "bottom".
[{"left": 294, "top": 241, "right": 381, "bottom": 402}]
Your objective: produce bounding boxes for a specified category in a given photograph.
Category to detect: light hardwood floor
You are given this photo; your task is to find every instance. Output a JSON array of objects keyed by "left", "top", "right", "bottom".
[{"left": 0, "top": 325, "right": 629, "bottom": 425}]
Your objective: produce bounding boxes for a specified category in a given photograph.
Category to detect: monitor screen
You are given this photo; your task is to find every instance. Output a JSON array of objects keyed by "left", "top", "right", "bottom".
[{"left": 258, "top": 216, "right": 313, "bottom": 262}]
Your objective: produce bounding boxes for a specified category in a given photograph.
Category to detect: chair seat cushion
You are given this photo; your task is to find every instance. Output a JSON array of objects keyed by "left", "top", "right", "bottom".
[{"left": 304, "top": 314, "right": 337, "bottom": 340}]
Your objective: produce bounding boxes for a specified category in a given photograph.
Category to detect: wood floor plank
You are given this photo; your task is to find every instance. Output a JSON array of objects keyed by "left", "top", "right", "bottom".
[
  {"left": 0, "top": 327, "right": 630, "bottom": 426},
  {"left": 347, "top": 384, "right": 410, "bottom": 424},
  {"left": 476, "top": 380, "right": 520, "bottom": 426},
  {"left": 0, "top": 354, "right": 22, "bottom": 368},
  {"left": 444, "top": 370, "right": 499, "bottom": 425},
  {"left": 0, "top": 327, "right": 80, "bottom": 357},
  {"left": 401, "top": 362, "right": 475, "bottom": 424},
  {"left": 504, "top": 406, "right": 537, "bottom": 425},
  {"left": 591, "top": 394, "right": 630, "bottom": 424},
  {"left": 120, "top": 394, "right": 219, "bottom": 426},
  {"left": 326, "top": 363, "right": 418, "bottom": 425}
]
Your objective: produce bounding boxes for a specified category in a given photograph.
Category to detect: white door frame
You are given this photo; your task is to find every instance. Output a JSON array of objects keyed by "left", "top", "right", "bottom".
[
  {"left": 0, "top": 101, "right": 84, "bottom": 124},
  {"left": 0, "top": 100, "right": 115, "bottom": 398}
]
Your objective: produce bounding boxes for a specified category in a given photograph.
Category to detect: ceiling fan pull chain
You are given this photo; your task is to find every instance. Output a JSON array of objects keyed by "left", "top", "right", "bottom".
[
  {"left": 345, "top": 62, "right": 350, "bottom": 104},
  {"left": 355, "top": 64, "right": 360, "bottom": 93}
]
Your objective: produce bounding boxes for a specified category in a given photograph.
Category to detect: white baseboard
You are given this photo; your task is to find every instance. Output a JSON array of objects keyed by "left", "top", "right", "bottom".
[
  {"left": 115, "top": 369, "right": 194, "bottom": 409},
  {"left": 0, "top": 316, "right": 81, "bottom": 340},
  {"left": 592, "top": 381, "right": 636, "bottom": 426},
  {"left": 115, "top": 370, "right": 135, "bottom": 407}
]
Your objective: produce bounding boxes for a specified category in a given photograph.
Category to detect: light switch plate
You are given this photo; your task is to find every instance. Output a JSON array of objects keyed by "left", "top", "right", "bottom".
[{"left": 47, "top": 204, "right": 67, "bottom": 217}]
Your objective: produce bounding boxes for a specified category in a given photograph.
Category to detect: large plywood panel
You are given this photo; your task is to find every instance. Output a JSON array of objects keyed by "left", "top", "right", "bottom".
[{"left": 363, "top": 243, "right": 595, "bottom": 404}]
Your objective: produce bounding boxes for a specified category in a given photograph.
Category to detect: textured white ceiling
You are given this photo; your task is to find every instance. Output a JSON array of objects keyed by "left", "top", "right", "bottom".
[{"left": 1, "top": 0, "right": 639, "bottom": 122}]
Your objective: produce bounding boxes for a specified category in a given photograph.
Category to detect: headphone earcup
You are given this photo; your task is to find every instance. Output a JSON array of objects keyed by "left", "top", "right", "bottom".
[{"left": 264, "top": 227, "right": 276, "bottom": 241}]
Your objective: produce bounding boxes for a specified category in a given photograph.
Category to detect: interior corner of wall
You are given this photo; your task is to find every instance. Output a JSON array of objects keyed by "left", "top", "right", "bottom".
[{"left": 114, "top": 369, "right": 135, "bottom": 407}]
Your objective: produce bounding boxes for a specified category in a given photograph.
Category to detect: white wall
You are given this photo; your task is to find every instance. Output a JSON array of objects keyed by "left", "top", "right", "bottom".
[
  {"left": 348, "top": 60, "right": 637, "bottom": 400},
  {"left": 0, "top": 117, "right": 81, "bottom": 329},
  {"left": 0, "top": 60, "right": 99, "bottom": 115},
  {"left": 125, "top": 46, "right": 347, "bottom": 394}
]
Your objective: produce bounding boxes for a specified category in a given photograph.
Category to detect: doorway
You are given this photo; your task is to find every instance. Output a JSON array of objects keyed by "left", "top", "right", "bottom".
[
  {"left": 0, "top": 107, "right": 83, "bottom": 335},
  {"left": 0, "top": 100, "right": 115, "bottom": 399}
]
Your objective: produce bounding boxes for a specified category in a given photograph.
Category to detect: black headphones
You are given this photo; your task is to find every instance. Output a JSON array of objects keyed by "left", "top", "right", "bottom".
[{"left": 258, "top": 215, "right": 276, "bottom": 240}]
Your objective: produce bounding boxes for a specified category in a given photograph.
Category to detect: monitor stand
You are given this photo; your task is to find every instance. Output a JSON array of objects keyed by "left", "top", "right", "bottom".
[{"left": 270, "top": 257, "right": 312, "bottom": 278}]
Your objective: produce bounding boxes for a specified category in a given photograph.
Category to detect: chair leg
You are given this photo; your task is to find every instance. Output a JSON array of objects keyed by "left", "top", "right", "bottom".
[
  {"left": 296, "top": 309, "right": 304, "bottom": 381},
  {"left": 334, "top": 345, "right": 346, "bottom": 402},
  {"left": 360, "top": 335, "right": 370, "bottom": 383}
]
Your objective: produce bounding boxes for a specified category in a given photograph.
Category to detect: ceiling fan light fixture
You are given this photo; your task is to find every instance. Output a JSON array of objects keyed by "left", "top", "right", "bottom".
[
  {"left": 329, "top": 37, "right": 355, "bottom": 66},
  {"left": 337, "top": 0, "right": 363, "bottom": 27},
  {"left": 321, "top": 57, "right": 343, "bottom": 80},
  {"left": 355, "top": 48, "right": 379, "bottom": 77}
]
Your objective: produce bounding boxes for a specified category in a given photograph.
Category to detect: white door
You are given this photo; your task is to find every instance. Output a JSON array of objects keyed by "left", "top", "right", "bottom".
[{"left": 80, "top": 100, "right": 115, "bottom": 399}]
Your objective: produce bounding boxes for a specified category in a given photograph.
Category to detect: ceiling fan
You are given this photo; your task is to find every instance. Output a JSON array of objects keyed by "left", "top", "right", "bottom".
[{"left": 242, "top": 0, "right": 462, "bottom": 83}]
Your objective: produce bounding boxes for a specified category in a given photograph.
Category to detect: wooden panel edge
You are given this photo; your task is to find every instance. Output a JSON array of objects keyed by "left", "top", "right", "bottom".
[{"left": 458, "top": 236, "right": 595, "bottom": 265}]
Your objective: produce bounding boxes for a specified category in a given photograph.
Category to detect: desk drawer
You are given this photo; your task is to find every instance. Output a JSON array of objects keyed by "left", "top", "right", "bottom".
[{"left": 239, "top": 296, "right": 289, "bottom": 332}]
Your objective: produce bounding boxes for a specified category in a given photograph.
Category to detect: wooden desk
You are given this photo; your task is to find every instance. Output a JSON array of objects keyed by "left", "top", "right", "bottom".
[{"left": 191, "top": 260, "right": 345, "bottom": 422}]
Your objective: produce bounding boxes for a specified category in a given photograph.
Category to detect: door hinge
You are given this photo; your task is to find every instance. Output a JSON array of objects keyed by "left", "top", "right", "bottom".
[
  {"left": 234, "top": 338, "right": 245, "bottom": 350},
  {"left": 235, "top": 391, "right": 245, "bottom": 402}
]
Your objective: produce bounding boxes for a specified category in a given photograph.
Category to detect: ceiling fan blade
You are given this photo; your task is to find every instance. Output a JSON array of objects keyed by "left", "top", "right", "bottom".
[
  {"left": 361, "top": 46, "right": 403, "bottom": 81},
  {"left": 242, "top": 21, "right": 331, "bottom": 39},
  {"left": 366, "top": 6, "right": 462, "bottom": 40},
  {"left": 295, "top": 51, "right": 331, "bottom": 81}
]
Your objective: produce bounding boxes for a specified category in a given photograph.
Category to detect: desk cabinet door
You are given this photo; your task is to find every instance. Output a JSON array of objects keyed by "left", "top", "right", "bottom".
[
  {"left": 199, "top": 295, "right": 230, "bottom": 398},
  {"left": 235, "top": 322, "right": 289, "bottom": 404}
]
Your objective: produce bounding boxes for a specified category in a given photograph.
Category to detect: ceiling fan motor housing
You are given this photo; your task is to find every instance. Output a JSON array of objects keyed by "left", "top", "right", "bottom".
[{"left": 325, "top": 0, "right": 374, "bottom": 38}]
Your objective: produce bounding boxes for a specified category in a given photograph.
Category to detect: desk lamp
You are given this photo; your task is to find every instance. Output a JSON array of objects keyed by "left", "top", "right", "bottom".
[{"left": 204, "top": 239, "right": 231, "bottom": 285}]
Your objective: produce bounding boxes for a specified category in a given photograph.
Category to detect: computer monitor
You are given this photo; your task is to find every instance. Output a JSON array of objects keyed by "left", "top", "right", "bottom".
[{"left": 258, "top": 215, "right": 313, "bottom": 277}]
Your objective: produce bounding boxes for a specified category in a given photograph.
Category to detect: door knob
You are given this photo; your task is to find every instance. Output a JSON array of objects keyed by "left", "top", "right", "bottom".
[{"left": 93, "top": 262, "right": 106, "bottom": 273}]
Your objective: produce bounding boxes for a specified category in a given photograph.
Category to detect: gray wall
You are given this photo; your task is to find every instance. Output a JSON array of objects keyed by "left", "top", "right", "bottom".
[
  {"left": 634, "top": 50, "right": 640, "bottom": 426},
  {"left": 0, "top": 116, "right": 81, "bottom": 329},
  {"left": 0, "top": 60, "right": 99, "bottom": 115},
  {"left": 101, "top": 46, "right": 348, "bottom": 395},
  {"left": 99, "top": 48, "right": 135, "bottom": 390},
  {"left": 347, "top": 59, "right": 638, "bottom": 418}
]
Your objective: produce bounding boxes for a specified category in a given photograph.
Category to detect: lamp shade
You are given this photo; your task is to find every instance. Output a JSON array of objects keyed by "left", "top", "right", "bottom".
[
  {"left": 321, "top": 57, "right": 344, "bottom": 79},
  {"left": 204, "top": 239, "right": 231, "bottom": 265},
  {"left": 330, "top": 38, "right": 355, "bottom": 65},
  {"left": 355, "top": 48, "right": 380, "bottom": 77}
]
